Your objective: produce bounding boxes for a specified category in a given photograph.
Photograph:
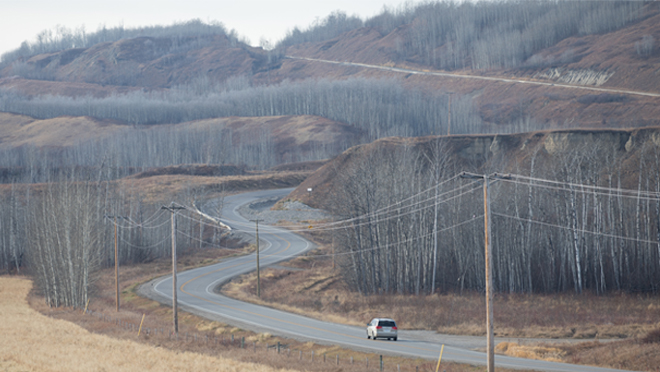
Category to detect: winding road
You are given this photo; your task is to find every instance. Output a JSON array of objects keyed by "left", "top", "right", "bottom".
[{"left": 140, "top": 189, "right": 630, "bottom": 372}]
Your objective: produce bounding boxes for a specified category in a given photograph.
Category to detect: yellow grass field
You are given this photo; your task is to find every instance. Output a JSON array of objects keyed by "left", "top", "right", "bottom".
[{"left": 0, "top": 276, "right": 294, "bottom": 372}]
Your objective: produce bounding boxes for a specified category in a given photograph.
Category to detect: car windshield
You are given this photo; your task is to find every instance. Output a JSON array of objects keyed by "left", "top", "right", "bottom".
[{"left": 379, "top": 321, "right": 396, "bottom": 327}]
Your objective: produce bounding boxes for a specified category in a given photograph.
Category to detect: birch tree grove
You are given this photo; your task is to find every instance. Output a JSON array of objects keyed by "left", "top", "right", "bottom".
[
  {"left": 0, "top": 169, "right": 227, "bottom": 307},
  {"left": 330, "top": 134, "right": 660, "bottom": 295},
  {"left": 27, "top": 178, "right": 105, "bottom": 307}
]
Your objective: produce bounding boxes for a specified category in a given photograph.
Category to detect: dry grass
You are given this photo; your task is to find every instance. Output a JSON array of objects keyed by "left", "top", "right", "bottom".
[
  {"left": 0, "top": 276, "right": 295, "bottom": 372},
  {"left": 221, "top": 240, "right": 660, "bottom": 371},
  {"left": 0, "top": 112, "right": 127, "bottom": 148},
  {"left": 20, "top": 250, "right": 527, "bottom": 372},
  {"left": 117, "top": 171, "right": 310, "bottom": 204},
  {"left": 224, "top": 250, "right": 660, "bottom": 339}
]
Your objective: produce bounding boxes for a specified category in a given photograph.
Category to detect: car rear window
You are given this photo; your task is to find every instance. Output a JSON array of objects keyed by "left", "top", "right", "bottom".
[{"left": 379, "top": 320, "right": 396, "bottom": 327}]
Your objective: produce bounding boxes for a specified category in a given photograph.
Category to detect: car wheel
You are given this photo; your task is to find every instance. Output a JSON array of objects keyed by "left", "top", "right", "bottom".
[
  {"left": 367, "top": 334, "right": 371, "bottom": 339},
  {"left": 387, "top": 338, "right": 391, "bottom": 340},
  {"left": 372, "top": 336, "right": 377, "bottom": 341},
  {"left": 393, "top": 337, "right": 398, "bottom": 341}
]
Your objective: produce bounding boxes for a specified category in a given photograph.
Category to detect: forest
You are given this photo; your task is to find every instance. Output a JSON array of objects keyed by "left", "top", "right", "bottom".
[
  {"left": 0, "top": 169, "right": 225, "bottom": 308},
  {"left": 280, "top": 1, "right": 644, "bottom": 70},
  {"left": 0, "top": 76, "right": 500, "bottom": 178},
  {"left": 328, "top": 132, "right": 660, "bottom": 295},
  {"left": 0, "top": 0, "right": 657, "bottom": 307}
]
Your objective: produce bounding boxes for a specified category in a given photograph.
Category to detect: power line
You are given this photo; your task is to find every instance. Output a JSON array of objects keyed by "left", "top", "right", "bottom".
[
  {"left": 118, "top": 235, "right": 171, "bottom": 250},
  {"left": 493, "top": 211, "right": 660, "bottom": 246},
  {"left": 503, "top": 174, "right": 660, "bottom": 201}
]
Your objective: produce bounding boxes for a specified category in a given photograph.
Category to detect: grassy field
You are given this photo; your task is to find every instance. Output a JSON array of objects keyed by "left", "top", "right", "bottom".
[{"left": 0, "top": 276, "right": 296, "bottom": 372}]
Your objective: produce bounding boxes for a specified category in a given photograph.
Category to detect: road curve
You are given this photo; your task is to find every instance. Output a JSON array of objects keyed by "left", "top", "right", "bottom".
[{"left": 141, "top": 189, "right": 630, "bottom": 372}]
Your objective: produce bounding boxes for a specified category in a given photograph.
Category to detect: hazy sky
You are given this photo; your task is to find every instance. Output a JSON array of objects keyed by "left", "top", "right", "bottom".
[{"left": 1, "top": 0, "right": 403, "bottom": 57}]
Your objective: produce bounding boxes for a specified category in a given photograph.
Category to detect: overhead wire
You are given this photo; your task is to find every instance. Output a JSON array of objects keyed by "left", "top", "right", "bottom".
[
  {"left": 174, "top": 228, "right": 237, "bottom": 250},
  {"left": 502, "top": 174, "right": 660, "bottom": 201},
  {"left": 118, "top": 234, "right": 171, "bottom": 250},
  {"left": 268, "top": 213, "right": 485, "bottom": 259},
  {"left": 281, "top": 183, "right": 483, "bottom": 233},
  {"left": 492, "top": 212, "right": 660, "bottom": 246},
  {"left": 167, "top": 176, "right": 481, "bottom": 234}
]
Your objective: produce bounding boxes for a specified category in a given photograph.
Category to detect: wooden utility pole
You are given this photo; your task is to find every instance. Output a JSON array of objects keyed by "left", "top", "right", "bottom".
[
  {"left": 482, "top": 174, "right": 494, "bottom": 372},
  {"left": 114, "top": 217, "right": 119, "bottom": 312},
  {"left": 447, "top": 92, "right": 454, "bottom": 136},
  {"left": 459, "top": 172, "right": 508, "bottom": 372},
  {"left": 162, "top": 203, "right": 185, "bottom": 335},
  {"left": 251, "top": 219, "right": 264, "bottom": 298},
  {"left": 105, "top": 215, "right": 126, "bottom": 312}
]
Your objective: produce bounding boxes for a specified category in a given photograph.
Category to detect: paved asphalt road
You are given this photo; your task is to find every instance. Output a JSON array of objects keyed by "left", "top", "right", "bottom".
[{"left": 142, "top": 189, "right": 632, "bottom": 372}]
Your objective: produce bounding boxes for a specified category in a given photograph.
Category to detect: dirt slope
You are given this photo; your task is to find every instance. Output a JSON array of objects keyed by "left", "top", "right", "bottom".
[
  {"left": 0, "top": 112, "right": 127, "bottom": 148},
  {"left": 290, "top": 127, "right": 660, "bottom": 209}
]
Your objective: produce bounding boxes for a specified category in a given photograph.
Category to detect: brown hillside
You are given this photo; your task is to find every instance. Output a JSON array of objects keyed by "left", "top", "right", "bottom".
[
  {"left": 0, "top": 112, "right": 127, "bottom": 148},
  {"left": 291, "top": 127, "right": 660, "bottom": 210},
  {"left": 0, "top": 76, "right": 142, "bottom": 98},
  {"left": 1, "top": 34, "right": 274, "bottom": 90},
  {"left": 186, "top": 115, "right": 362, "bottom": 161},
  {"left": 0, "top": 3, "right": 658, "bottom": 140},
  {"left": 275, "top": 4, "right": 660, "bottom": 129},
  {"left": 0, "top": 113, "right": 357, "bottom": 164}
]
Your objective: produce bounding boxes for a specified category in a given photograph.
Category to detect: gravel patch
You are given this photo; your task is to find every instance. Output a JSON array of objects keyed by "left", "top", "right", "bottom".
[{"left": 237, "top": 197, "right": 332, "bottom": 225}]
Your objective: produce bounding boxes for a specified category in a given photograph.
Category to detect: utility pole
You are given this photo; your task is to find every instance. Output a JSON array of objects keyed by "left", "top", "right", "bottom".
[
  {"left": 332, "top": 237, "right": 335, "bottom": 271},
  {"left": 250, "top": 219, "right": 264, "bottom": 298},
  {"left": 162, "top": 203, "right": 186, "bottom": 335},
  {"left": 447, "top": 92, "right": 454, "bottom": 136},
  {"left": 104, "top": 215, "right": 126, "bottom": 312},
  {"left": 459, "top": 172, "right": 509, "bottom": 372},
  {"left": 482, "top": 174, "right": 494, "bottom": 372}
]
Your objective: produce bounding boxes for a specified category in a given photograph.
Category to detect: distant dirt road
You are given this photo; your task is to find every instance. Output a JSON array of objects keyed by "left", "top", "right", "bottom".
[
  {"left": 0, "top": 276, "right": 292, "bottom": 372},
  {"left": 287, "top": 56, "right": 660, "bottom": 98}
]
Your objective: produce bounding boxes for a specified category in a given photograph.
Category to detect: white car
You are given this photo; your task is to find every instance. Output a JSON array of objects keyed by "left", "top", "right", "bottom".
[{"left": 366, "top": 318, "right": 398, "bottom": 341}]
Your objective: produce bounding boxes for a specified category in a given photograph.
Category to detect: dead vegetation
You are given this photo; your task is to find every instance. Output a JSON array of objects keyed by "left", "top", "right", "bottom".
[
  {"left": 1, "top": 276, "right": 295, "bottom": 372},
  {"left": 221, "top": 242, "right": 660, "bottom": 371},
  {"left": 19, "top": 252, "right": 529, "bottom": 372}
]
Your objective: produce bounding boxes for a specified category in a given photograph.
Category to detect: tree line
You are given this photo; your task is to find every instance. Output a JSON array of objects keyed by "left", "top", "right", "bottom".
[
  {"left": 0, "top": 169, "right": 226, "bottom": 307},
  {"left": 0, "top": 75, "right": 541, "bottom": 177},
  {"left": 330, "top": 133, "right": 660, "bottom": 295},
  {"left": 280, "top": 1, "right": 644, "bottom": 70}
]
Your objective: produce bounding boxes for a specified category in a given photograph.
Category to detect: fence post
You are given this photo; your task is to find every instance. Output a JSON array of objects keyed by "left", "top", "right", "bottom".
[
  {"left": 380, "top": 355, "right": 383, "bottom": 371},
  {"left": 299, "top": 350, "right": 302, "bottom": 360},
  {"left": 336, "top": 354, "right": 339, "bottom": 365},
  {"left": 241, "top": 337, "right": 245, "bottom": 349},
  {"left": 312, "top": 350, "right": 314, "bottom": 362},
  {"left": 277, "top": 342, "right": 281, "bottom": 354},
  {"left": 351, "top": 356, "right": 353, "bottom": 364}
]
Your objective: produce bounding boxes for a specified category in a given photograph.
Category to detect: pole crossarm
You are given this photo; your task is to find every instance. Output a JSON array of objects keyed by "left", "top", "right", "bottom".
[{"left": 459, "top": 171, "right": 511, "bottom": 181}]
